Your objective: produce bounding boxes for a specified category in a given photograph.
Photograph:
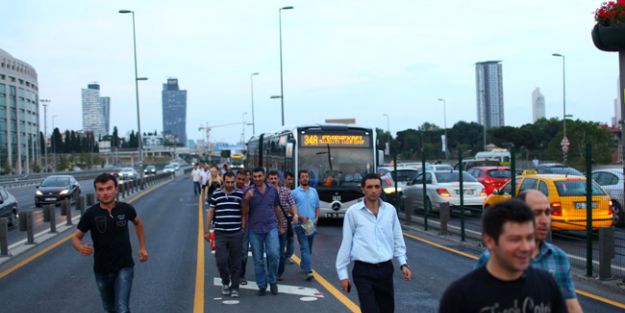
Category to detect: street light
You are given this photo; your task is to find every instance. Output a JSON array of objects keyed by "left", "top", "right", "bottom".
[
  {"left": 241, "top": 112, "right": 248, "bottom": 144},
  {"left": 52, "top": 115, "right": 58, "bottom": 170},
  {"left": 552, "top": 53, "right": 568, "bottom": 164},
  {"left": 383, "top": 113, "right": 390, "bottom": 134},
  {"left": 278, "top": 6, "right": 294, "bottom": 126},
  {"left": 250, "top": 72, "right": 259, "bottom": 135},
  {"left": 119, "top": 9, "right": 147, "bottom": 173},
  {"left": 39, "top": 99, "right": 50, "bottom": 172},
  {"left": 438, "top": 98, "right": 449, "bottom": 160}
]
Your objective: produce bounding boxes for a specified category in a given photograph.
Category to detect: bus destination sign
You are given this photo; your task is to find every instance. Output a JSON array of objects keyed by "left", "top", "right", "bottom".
[{"left": 301, "top": 134, "right": 369, "bottom": 147}]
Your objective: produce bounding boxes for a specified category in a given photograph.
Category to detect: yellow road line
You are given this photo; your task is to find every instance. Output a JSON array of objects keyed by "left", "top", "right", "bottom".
[
  {"left": 0, "top": 181, "right": 167, "bottom": 280},
  {"left": 192, "top": 193, "right": 205, "bottom": 313},
  {"left": 291, "top": 255, "right": 361, "bottom": 313},
  {"left": 403, "top": 231, "right": 625, "bottom": 310}
]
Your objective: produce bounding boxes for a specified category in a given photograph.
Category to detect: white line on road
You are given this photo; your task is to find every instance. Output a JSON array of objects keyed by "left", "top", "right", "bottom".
[{"left": 212, "top": 277, "right": 324, "bottom": 298}]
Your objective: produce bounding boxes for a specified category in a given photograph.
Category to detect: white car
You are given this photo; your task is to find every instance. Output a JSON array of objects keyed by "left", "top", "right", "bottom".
[
  {"left": 592, "top": 168, "right": 624, "bottom": 227},
  {"left": 163, "top": 164, "right": 177, "bottom": 173},
  {"left": 402, "top": 170, "right": 486, "bottom": 212},
  {"left": 118, "top": 167, "right": 139, "bottom": 180}
]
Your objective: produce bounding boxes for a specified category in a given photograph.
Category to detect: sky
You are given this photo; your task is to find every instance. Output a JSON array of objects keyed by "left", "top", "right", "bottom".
[{"left": 1, "top": 0, "right": 621, "bottom": 144}]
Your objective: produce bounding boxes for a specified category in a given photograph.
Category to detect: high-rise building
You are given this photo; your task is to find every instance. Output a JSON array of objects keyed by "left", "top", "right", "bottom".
[
  {"left": 100, "top": 96, "right": 111, "bottom": 135},
  {"left": 614, "top": 78, "right": 622, "bottom": 128},
  {"left": 162, "top": 78, "right": 187, "bottom": 145},
  {"left": 532, "top": 88, "right": 545, "bottom": 122},
  {"left": 475, "top": 61, "right": 504, "bottom": 128},
  {"left": 81, "top": 83, "right": 109, "bottom": 140},
  {"left": 0, "top": 48, "right": 40, "bottom": 174}
]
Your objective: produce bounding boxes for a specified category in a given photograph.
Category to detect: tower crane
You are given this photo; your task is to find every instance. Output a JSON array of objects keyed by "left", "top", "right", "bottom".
[{"left": 198, "top": 121, "right": 247, "bottom": 152}]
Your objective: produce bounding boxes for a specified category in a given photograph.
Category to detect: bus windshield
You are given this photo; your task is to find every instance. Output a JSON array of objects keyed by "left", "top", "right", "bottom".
[{"left": 298, "top": 146, "right": 373, "bottom": 187}]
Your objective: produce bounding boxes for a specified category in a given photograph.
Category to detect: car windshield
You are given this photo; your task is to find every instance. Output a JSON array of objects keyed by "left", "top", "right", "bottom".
[
  {"left": 538, "top": 166, "right": 583, "bottom": 176},
  {"left": 165, "top": 165, "right": 175, "bottom": 169},
  {"left": 434, "top": 172, "right": 477, "bottom": 183},
  {"left": 395, "top": 170, "right": 420, "bottom": 182},
  {"left": 488, "top": 169, "right": 511, "bottom": 178},
  {"left": 121, "top": 168, "right": 134, "bottom": 172},
  {"left": 298, "top": 146, "right": 373, "bottom": 187},
  {"left": 41, "top": 177, "right": 70, "bottom": 187},
  {"left": 555, "top": 180, "right": 606, "bottom": 196}
]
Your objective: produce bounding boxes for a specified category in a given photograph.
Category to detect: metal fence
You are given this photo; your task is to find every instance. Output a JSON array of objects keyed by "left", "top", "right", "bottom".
[{"left": 387, "top": 145, "right": 624, "bottom": 280}]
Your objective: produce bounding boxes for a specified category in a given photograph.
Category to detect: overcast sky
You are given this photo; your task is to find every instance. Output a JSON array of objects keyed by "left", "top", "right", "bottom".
[{"left": 1, "top": 0, "right": 620, "bottom": 144}]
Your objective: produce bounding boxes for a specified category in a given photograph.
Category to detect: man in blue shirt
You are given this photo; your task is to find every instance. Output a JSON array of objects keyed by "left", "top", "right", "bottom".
[
  {"left": 291, "top": 170, "right": 320, "bottom": 281},
  {"left": 475, "top": 189, "right": 583, "bottom": 313},
  {"left": 336, "top": 173, "right": 412, "bottom": 313}
]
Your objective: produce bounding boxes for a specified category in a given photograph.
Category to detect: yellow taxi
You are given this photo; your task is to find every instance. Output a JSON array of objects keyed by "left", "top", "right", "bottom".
[{"left": 483, "top": 174, "right": 613, "bottom": 231}]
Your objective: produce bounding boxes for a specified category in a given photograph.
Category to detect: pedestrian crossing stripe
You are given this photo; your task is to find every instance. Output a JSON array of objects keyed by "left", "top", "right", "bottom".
[{"left": 212, "top": 277, "right": 324, "bottom": 298}]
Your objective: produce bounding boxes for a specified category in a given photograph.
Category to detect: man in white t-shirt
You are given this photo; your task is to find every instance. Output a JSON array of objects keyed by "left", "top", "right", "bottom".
[{"left": 191, "top": 164, "right": 202, "bottom": 196}]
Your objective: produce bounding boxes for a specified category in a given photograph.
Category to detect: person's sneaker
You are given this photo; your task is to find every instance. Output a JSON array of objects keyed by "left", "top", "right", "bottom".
[
  {"left": 240, "top": 279, "right": 247, "bottom": 285},
  {"left": 257, "top": 288, "right": 267, "bottom": 296},
  {"left": 231, "top": 290, "right": 239, "bottom": 298},
  {"left": 222, "top": 284, "right": 231, "bottom": 296},
  {"left": 306, "top": 272, "right": 314, "bottom": 281},
  {"left": 270, "top": 283, "right": 278, "bottom": 295}
]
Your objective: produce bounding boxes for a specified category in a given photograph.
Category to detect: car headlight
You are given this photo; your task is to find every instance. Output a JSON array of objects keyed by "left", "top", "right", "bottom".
[
  {"left": 59, "top": 189, "right": 69, "bottom": 195},
  {"left": 36, "top": 190, "right": 43, "bottom": 196}
]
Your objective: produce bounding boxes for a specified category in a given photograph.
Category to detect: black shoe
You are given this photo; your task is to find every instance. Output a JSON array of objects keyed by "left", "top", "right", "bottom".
[
  {"left": 270, "top": 283, "right": 278, "bottom": 295},
  {"left": 240, "top": 278, "right": 248, "bottom": 285},
  {"left": 257, "top": 288, "right": 267, "bottom": 296},
  {"left": 306, "top": 272, "right": 314, "bottom": 281}
]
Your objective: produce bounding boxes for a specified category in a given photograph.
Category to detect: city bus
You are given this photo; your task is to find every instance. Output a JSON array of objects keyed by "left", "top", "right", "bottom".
[{"left": 246, "top": 125, "right": 377, "bottom": 218}]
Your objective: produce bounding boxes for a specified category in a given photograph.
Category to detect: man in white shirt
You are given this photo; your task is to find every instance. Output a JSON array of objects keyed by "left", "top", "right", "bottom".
[
  {"left": 191, "top": 164, "right": 201, "bottom": 196},
  {"left": 336, "top": 173, "right": 412, "bottom": 313}
]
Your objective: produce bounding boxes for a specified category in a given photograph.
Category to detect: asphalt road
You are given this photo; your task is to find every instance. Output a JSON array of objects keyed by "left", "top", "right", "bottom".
[{"left": 0, "top": 177, "right": 623, "bottom": 312}]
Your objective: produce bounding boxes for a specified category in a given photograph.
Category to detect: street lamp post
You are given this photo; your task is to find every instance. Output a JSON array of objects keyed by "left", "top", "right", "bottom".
[
  {"left": 119, "top": 9, "right": 147, "bottom": 173},
  {"left": 52, "top": 115, "right": 58, "bottom": 170},
  {"left": 438, "top": 98, "right": 449, "bottom": 159},
  {"left": 40, "top": 99, "right": 50, "bottom": 172},
  {"left": 250, "top": 72, "right": 259, "bottom": 135},
  {"left": 241, "top": 112, "right": 248, "bottom": 144},
  {"left": 278, "top": 6, "right": 294, "bottom": 127},
  {"left": 383, "top": 113, "right": 390, "bottom": 134},
  {"left": 552, "top": 53, "right": 568, "bottom": 164}
]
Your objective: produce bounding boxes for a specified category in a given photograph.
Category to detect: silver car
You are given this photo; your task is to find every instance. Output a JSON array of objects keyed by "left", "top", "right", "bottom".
[
  {"left": 403, "top": 170, "right": 486, "bottom": 212},
  {"left": 592, "top": 168, "right": 624, "bottom": 227}
]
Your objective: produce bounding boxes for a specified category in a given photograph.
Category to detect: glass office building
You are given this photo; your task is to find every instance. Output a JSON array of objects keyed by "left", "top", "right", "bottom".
[
  {"left": 476, "top": 61, "right": 505, "bottom": 128},
  {"left": 162, "top": 78, "right": 187, "bottom": 145}
]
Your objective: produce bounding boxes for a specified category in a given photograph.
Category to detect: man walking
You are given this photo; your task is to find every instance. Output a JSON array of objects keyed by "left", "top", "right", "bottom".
[
  {"left": 205, "top": 172, "right": 244, "bottom": 298},
  {"left": 439, "top": 199, "right": 565, "bottom": 312},
  {"left": 283, "top": 172, "right": 296, "bottom": 264},
  {"left": 267, "top": 170, "right": 298, "bottom": 281},
  {"left": 236, "top": 170, "right": 252, "bottom": 285},
  {"left": 336, "top": 173, "right": 411, "bottom": 313},
  {"left": 191, "top": 164, "right": 201, "bottom": 196},
  {"left": 242, "top": 168, "right": 285, "bottom": 295},
  {"left": 71, "top": 173, "right": 148, "bottom": 313},
  {"left": 291, "top": 170, "right": 320, "bottom": 281},
  {"left": 475, "top": 190, "right": 583, "bottom": 313}
]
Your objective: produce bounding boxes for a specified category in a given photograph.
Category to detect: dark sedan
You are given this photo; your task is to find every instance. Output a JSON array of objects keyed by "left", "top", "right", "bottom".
[
  {"left": 35, "top": 175, "right": 82, "bottom": 207},
  {"left": 0, "top": 186, "right": 19, "bottom": 227}
]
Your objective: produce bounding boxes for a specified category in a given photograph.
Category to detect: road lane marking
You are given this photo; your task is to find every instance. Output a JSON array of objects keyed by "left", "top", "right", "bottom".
[
  {"left": 193, "top": 193, "right": 205, "bottom": 313},
  {"left": 212, "top": 277, "right": 324, "bottom": 297},
  {"left": 402, "top": 231, "right": 625, "bottom": 310},
  {"left": 0, "top": 180, "right": 170, "bottom": 280},
  {"left": 290, "top": 254, "right": 361, "bottom": 313}
]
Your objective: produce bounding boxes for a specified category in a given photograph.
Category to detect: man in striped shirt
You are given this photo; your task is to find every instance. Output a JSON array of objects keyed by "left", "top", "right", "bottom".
[{"left": 205, "top": 172, "right": 244, "bottom": 298}]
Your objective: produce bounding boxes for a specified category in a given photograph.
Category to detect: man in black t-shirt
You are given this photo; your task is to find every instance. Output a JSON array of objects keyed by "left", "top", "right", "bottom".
[
  {"left": 439, "top": 199, "right": 565, "bottom": 313},
  {"left": 71, "top": 173, "right": 148, "bottom": 313}
]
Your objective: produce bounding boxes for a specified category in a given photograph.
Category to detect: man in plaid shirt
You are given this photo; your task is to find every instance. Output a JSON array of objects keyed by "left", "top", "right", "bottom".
[
  {"left": 476, "top": 189, "right": 583, "bottom": 313},
  {"left": 267, "top": 171, "right": 298, "bottom": 281}
]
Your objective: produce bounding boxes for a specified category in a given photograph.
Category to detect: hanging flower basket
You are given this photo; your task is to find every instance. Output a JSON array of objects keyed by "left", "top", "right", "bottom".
[{"left": 592, "top": 23, "right": 625, "bottom": 52}]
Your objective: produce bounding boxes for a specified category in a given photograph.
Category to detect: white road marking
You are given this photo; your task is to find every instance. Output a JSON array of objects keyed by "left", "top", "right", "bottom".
[
  {"left": 212, "top": 277, "right": 324, "bottom": 298},
  {"left": 300, "top": 296, "right": 319, "bottom": 302}
]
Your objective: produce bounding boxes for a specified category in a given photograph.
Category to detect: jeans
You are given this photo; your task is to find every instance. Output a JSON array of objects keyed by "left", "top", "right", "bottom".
[
  {"left": 193, "top": 181, "right": 200, "bottom": 195},
  {"left": 215, "top": 231, "right": 243, "bottom": 290},
  {"left": 248, "top": 227, "right": 280, "bottom": 289},
  {"left": 295, "top": 225, "right": 315, "bottom": 273},
  {"left": 240, "top": 228, "right": 250, "bottom": 279},
  {"left": 285, "top": 225, "right": 295, "bottom": 260},
  {"left": 277, "top": 233, "right": 287, "bottom": 276},
  {"left": 94, "top": 267, "right": 134, "bottom": 313}
]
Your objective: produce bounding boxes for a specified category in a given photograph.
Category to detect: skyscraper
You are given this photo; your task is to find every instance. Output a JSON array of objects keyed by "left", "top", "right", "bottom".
[
  {"left": 532, "top": 88, "right": 545, "bottom": 122},
  {"left": 100, "top": 96, "right": 111, "bottom": 135},
  {"left": 476, "top": 61, "right": 504, "bottom": 128},
  {"left": 81, "top": 83, "right": 108, "bottom": 140},
  {"left": 162, "top": 78, "right": 187, "bottom": 145}
]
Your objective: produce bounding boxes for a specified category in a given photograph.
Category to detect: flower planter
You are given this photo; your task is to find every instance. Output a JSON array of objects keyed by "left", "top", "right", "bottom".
[{"left": 592, "top": 23, "right": 625, "bottom": 52}]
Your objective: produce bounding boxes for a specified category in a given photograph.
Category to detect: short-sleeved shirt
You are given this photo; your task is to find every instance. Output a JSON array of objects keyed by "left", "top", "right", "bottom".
[
  {"left": 77, "top": 202, "right": 137, "bottom": 274},
  {"left": 475, "top": 241, "right": 576, "bottom": 299},
  {"left": 438, "top": 266, "right": 565, "bottom": 313},
  {"left": 291, "top": 186, "right": 320, "bottom": 222},
  {"left": 209, "top": 188, "right": 244, "bottom": 233},
  {"left": 247, "top": 184, "right": 280, "bottom": 233}
]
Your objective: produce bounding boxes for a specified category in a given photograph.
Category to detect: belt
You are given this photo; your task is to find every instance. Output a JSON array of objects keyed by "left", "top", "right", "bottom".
[{"left": 355, "top": 260, "right": 392, "bottom": 268}]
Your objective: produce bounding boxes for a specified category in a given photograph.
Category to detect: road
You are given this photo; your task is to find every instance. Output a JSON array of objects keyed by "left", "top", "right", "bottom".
[{"left": 0, "top": 177, "right": 623, "bottom": 312}]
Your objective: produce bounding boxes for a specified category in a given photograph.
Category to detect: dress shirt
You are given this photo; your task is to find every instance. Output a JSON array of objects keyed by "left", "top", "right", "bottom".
[{"left": 336, "top": 200, "right": 407, "bottom": 280}]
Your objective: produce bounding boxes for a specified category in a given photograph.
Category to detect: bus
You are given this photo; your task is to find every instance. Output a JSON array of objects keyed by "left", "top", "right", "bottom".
[{"left": 246, "top": 125, "right": 377, "bottom": 218}]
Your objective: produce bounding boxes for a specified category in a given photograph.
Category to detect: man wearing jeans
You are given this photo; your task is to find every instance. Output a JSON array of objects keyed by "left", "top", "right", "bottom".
[
  {"left": 242, "top": 168, "right": 285, "bottom": 295},
  {"left": 71, "top": 173, "right": 148, "bottom": 313},
  {"left": 267, "top": 170, "right": 298, "bottom": 281},
  {"left": 291, "top": 170, "right": 320, "bottom": 281}
]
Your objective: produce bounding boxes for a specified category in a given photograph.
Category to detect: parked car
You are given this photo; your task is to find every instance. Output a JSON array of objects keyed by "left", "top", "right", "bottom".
[
  {"left": 144, "top": 165, "right": 157, "bottom": 176},
  {"left": 467, "top": 166, "right": 511, "bottom": 195},
  {"left": 592, "top": 168, "right": 624, "bottom": 227},
  {"left": 534, "top": 163, "right": 584, "bottom": 176},
  {"left": 35, "top": 175, "right": 82, "bottom": 207},
  {"left": 484, "top": 174, "right": 613, "bottom": 231},
  {"left": 432, "top": 164, "right": 454, "bottom": 172},
  {"left": 0, "top": 186, "right": 19, "bottom": 227},
  {"left": 402, "top": 171, "right": 486, "bottom": 213},
  {"left": 119, "top": 167, "right": 139, "bottom": 180},
  {"left": 380, "top": 173, "right": 402, "bottom": 208}
]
